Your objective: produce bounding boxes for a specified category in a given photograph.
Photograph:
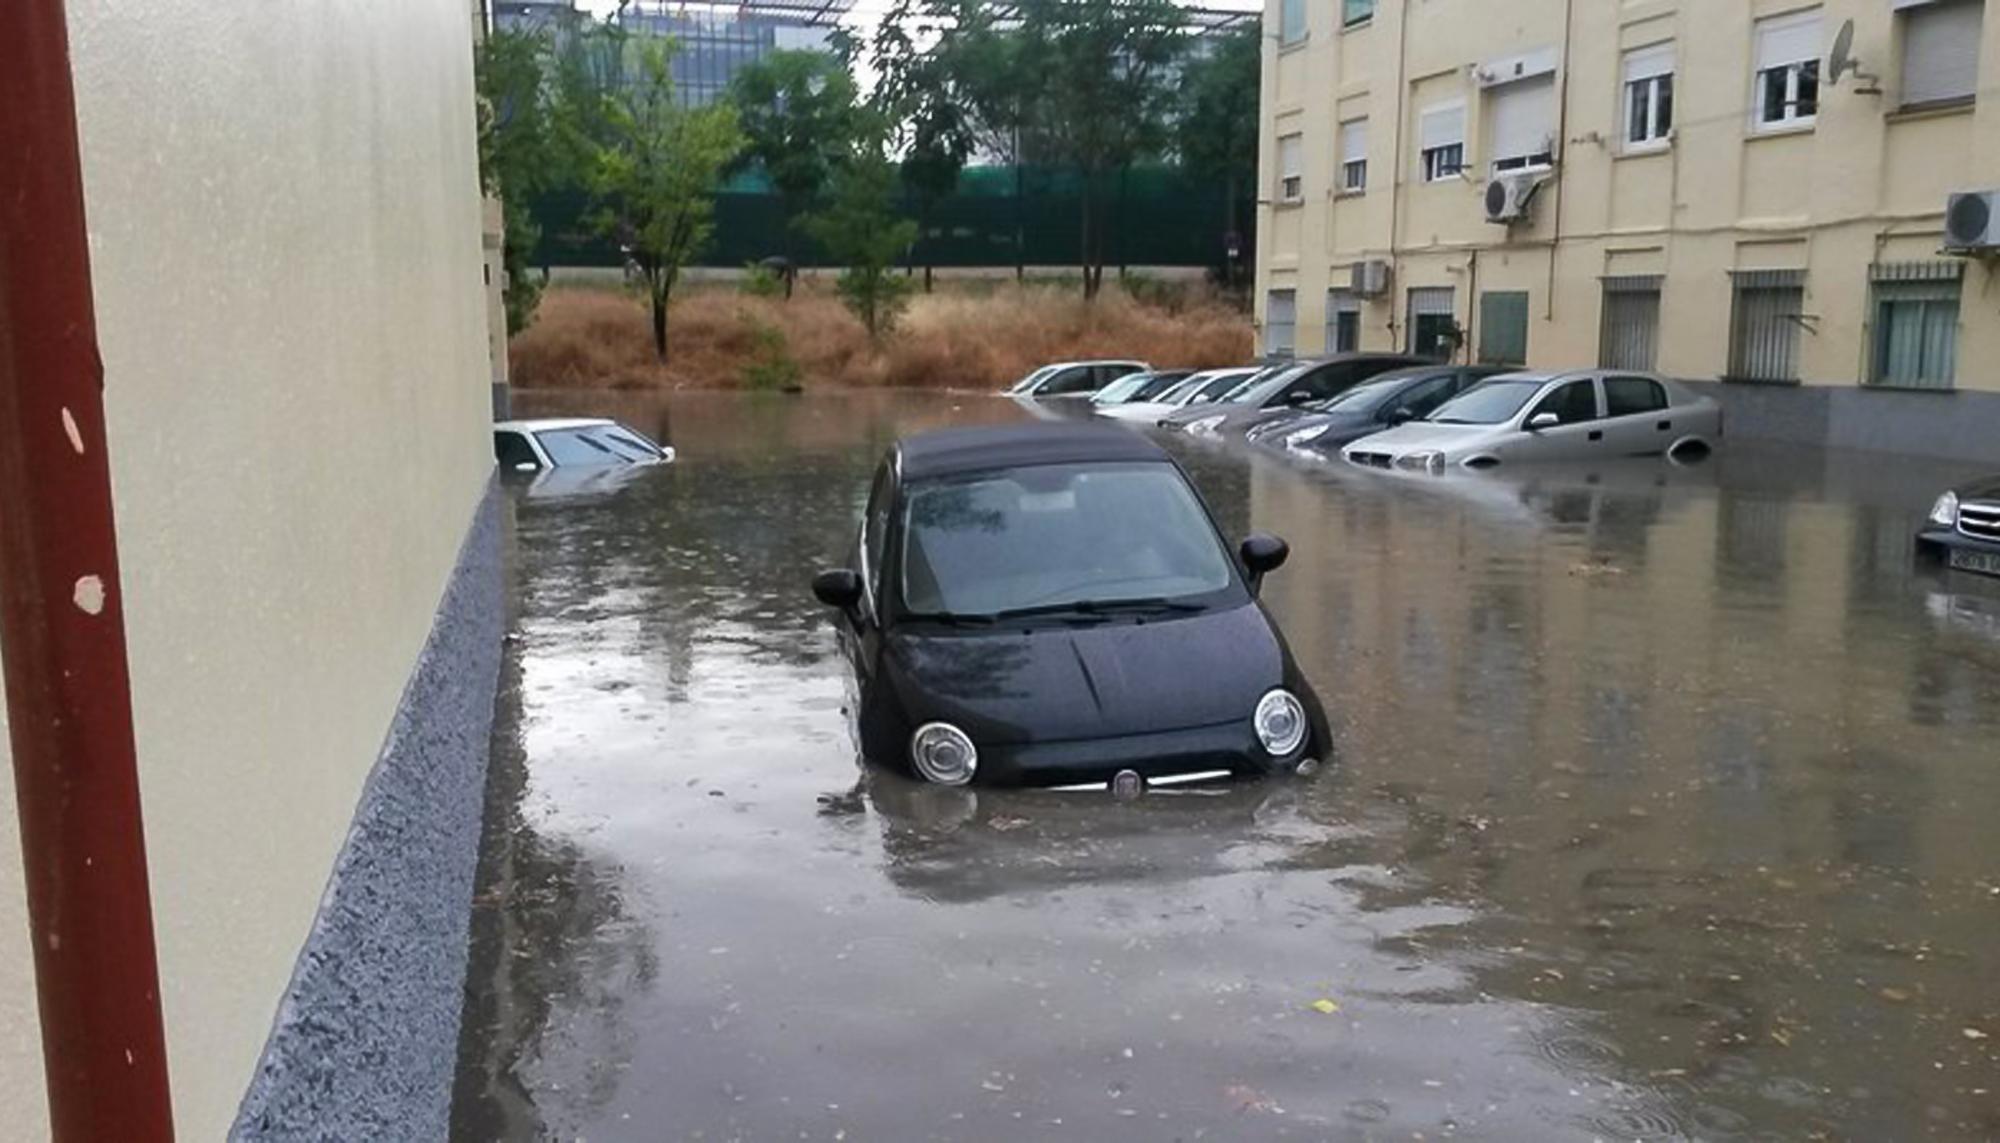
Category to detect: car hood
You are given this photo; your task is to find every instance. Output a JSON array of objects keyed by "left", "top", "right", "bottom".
[
  {"left": 884, "top": 604, "right": 1283, "bottom": 745},
  {"left": 1955, "top": 474, "right": 2000, "bottom": 500},
  {"left": 1096, "top": 401, "right": 1178, "bottom": 421},
  {"left": 1343, "top": 420, "right": 1508, "bottom": 458}
]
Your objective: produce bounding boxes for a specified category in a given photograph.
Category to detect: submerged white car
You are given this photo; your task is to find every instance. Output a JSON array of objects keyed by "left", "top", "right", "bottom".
[
  {"left": 493, "top": 418, "right": 675, "bottom": 470},
  {"left": 1342, "top": 370, "right": 1720, "bottom": 472},
  {"left": 1096, "top": 367, "right": 1261, "bottom": 423}
]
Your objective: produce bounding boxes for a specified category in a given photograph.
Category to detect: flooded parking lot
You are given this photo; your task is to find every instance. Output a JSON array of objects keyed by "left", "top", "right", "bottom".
[{"left": 451, "top": 391, "right": 2000, "bottom": 1141}]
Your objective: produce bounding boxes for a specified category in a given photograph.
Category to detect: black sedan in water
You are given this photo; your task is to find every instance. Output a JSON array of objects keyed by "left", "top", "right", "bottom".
[
  {"left": 1916, "top": 475, "right": 2000, "bottom": 578},
  {"left": 1157, "top": 353, "right": 1432, "bottom": 438},
  {"left": 811, "top": 424, "right": 1329, "bottom": 791},
  {"left": 1243, "top": 365, "right": 1510, "bottom": 454}
]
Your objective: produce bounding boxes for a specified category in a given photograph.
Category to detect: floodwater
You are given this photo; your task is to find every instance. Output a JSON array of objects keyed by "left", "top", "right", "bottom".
[{"left": 451, "top": 390, "right": 2000, "bottom": 1141}]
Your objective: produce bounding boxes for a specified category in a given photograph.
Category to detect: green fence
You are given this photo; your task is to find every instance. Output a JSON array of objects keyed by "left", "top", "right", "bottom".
[{"left": 527, "top": 164, "right": 1256, "bottom": 272}]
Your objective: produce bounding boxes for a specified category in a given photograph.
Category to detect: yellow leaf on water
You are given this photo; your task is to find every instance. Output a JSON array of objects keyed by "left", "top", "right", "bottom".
[{"left": 1310, "top": 998, "right": 1340, "bottom": 1015}]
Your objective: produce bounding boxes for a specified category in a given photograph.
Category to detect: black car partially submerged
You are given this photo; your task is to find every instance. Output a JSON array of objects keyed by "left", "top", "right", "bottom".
[
  {"left": 1916, "top": 475, "right": 2000, "bottom": 578},
  {"left": 812, "top": 424, "right": 1329, "bottom": 791}
]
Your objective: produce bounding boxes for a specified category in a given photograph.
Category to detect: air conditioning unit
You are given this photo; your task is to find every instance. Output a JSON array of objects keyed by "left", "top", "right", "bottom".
[
  {"left": 1351, "top": 259, "right": 1391, "bottom": 297},
  {"left": 1943, "top": 191, "right": 2000, "bottom": 253},
  {"left": 1484, "top": 172, "right": 1548, "bottom": 225}
]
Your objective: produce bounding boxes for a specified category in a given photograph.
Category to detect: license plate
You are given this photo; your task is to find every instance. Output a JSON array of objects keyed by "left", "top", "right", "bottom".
[{"left": 1948, "top": 548, "right": 2000, "bottom": 577}]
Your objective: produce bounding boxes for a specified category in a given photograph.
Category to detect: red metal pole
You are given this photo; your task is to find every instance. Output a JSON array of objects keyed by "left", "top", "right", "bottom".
[{"left": 0, "top": 0, "right": 177, "bottom": 1139}]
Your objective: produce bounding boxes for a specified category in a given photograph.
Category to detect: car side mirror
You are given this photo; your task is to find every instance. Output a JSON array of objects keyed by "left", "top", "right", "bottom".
[
  {"left": 1240, "top": 533, "right": 1289, "bottom": 593},
  {"left": 1527, "top": 411, "right": 1560, "bottom": 431},
  {"left": 812, "top": 568, "right": 863, "bottom": 610},
  {"left": 1385, "top": 407, "right": 1416, "bottom": 425}
]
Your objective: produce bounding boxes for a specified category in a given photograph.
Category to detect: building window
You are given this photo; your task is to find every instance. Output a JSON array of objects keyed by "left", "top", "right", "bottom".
[
  {"left": 1407, "top": 287, "right": 1458, "bottom": 359},
  {"left": 1753, "top": 9, "right": 1822, "bottom": 131},
  {"left": 1327, "top": 288, "right": 1361, "bottom": 353},
  {"left": 1599, "top": 276, "right": 1663, "bottom": 371},
  {"left": 1870, "top": 262, "right": 1963, "bottom": 390},
  {"left": 1280, "top": 0, "right": 1307, "bottom": 45},
  {"left": 1418, "top": 103, "right": 1466, "bottom": 183},
  {"left": 1340, "top": 119, "right": 1369, "bottom": 192},
  {"left": 1478, "top": 291, "right": 1530, "bottom": 365},
  {"left": 1276, "top": 133, "right": 1304, "bottom": 202},
  {"left": 1900, "top": 0, "right": 1983, "bottom": 110},
  {"left": 1343, "top": 0, "right": 1375, "bottom": 27},
  {"left": 1623, "top": 44, "right": 1675, "bottom": 149},
  {"left": 1267, "top": 289, "right": 1298, "bottom": 357},
  {"left": 1487, "top": 75, "right": 1556, "bottom": 173},
  {"left": 1727, "top": 270, "right": 1806, "bottom": 382}
]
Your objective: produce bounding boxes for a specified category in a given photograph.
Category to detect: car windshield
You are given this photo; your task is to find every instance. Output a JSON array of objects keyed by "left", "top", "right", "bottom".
[
  {"left": 534, "top": 426, "right": 659, "bottom": 466},
  {"left": 1008, "top": 366, "right": 1056, "bottom": 394},
  {"left": 900, "top": 461, "right": 1237, "bottom": 619},
  {"left": 1229, "top": 363, "right": 1313, "bottom": 405},
  {"left": 1188, "top": 372, "right": 1252, "bottom": 402},
  {"left": 1429, "top": 378, "right": 1549, "bottom": 425},
  {"left": 1090, "top": 373, "right": 1154, "bottom": 405},
  {"left": 1310, "top": 373, "right": 1420, "bottom": 414}
]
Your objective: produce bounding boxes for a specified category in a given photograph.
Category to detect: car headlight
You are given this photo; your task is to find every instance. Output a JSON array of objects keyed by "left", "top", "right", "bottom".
[
  {"left": 1253, "top": 690, "right": 1307, "bottom": 758},
  {"left": 1394, "top": 450, "right": 1446, "bottom": 473},
  {"left": 1284, "top": 425, "right": 1328, "bottom": 449},
  {"left": 910, "top": 722, "right": 977, "bottom": 786},
  {"left": 1184, "top": 415, "right": 1226, "bottom": 436},
  {"left": 1930, "top": 491, "right": 1959, "bottom": 527}
]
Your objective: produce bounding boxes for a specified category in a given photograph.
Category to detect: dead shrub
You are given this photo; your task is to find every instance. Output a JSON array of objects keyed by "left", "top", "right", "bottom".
[{"left": 510, "top": 278, "right": 1252, "bottom": 390}]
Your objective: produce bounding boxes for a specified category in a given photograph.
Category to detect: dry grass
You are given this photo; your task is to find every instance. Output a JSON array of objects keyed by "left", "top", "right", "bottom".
[{"left": 508, "top": 279, "right": 1253, "bottom": 391}]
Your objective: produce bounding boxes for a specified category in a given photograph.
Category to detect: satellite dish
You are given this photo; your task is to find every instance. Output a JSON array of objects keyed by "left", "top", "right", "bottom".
[
  {"left": 1827, "top": 19, "right": 1883, "bottom": 94},
  {"left": 1828, "top": 20, "right": 1857, "bottom": 85}
]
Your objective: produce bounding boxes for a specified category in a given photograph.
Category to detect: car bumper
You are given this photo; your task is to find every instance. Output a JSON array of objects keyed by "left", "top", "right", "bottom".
[
  {"left": 964, "top": 720, "right": 1308, "bottom": 789},
  {"left": 1916, "top": 526, "right": 2000, "bottom": 576}
]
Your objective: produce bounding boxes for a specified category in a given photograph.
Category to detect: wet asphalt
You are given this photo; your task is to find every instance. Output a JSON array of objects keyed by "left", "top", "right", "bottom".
[{"left": 450, "top": 390, "right": 2000, "bottom": 1141}]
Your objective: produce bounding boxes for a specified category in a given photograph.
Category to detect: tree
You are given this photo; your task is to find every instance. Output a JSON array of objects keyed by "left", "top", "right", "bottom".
[
  {"left": 804, "top": 146, "right": 921, "bottom": 340},
  {"left": 587, "top": 41, "right": 745, "bottom": 361},
  {"left": 1022, "top": 0, "right": 1188, "bottom": 299},
  {"left": 727, "top": 50, "right": 868, "bottom": 295},
  {"left": 1175, "top": 24, "right": 1260, "bottom": 291},
  {"left": 475, "top": 28, "right": 561, "bottom": 333},
  {"left": 866, "top": 5, "right": 976, "bottom": 292}
]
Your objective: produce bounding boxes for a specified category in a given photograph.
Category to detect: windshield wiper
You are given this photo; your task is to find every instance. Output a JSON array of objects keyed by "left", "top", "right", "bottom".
[{"left": 993, "top": 597, "right": 1204, "bottom": 621}]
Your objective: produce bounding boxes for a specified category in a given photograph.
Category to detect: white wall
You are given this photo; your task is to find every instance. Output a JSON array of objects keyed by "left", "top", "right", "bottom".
[
  {"left": 59, "top": 0, "right": 495, "bottom": 1132},
  {"left": 0, "top": 656, "right": 53, "bottom": 1139}
]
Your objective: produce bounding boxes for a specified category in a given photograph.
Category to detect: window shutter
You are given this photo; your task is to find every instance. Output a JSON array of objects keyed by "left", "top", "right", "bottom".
[
  {"left": 1488, "top": 75, "right": 1555, "bottom": 163},
  {"left": 1901, "top": 0, "right": 1983, "bottom": 107},
  {"left": 1756, "top": 10, "right": 1822, "bottom": 71},
  {"left": 1277, "top": 134, "right": 1303, "bottom": 195},
  {"left": 1419, "top": 103, "right": 1465, "bottom": 152},
  {"left": 1622, "top": 43, "right": 1673, "bottom": 84},
  {"left": 1341, "top": 119, "right": 1369, "bottom": 166}
]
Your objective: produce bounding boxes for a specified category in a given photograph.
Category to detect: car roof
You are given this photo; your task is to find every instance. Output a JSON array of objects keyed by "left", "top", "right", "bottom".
[
  {"left": 495, "top": 418, "right": 618, "bottom": 432},
  {"left": 896, "top": 423, "right": 1171, "bottom": 480}
]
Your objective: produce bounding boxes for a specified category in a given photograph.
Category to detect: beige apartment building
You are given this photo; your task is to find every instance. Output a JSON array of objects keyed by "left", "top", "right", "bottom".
[{"left": 1256, "top": 0, "right": 2000, "bottom": 459}]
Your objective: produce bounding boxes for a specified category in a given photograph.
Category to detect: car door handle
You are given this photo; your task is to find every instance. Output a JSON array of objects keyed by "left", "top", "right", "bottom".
[
  {"left": 1588, "top": 430, "right": 1603, "bottom": 441},
  {"left": 1657, "top": 419, "right": 1673, "bottom": 431}
]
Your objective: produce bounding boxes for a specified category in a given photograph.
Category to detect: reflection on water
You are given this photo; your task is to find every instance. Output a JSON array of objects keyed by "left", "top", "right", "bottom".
[{"left": 452, "top": 392, "right": 2000, "bottom": 1141}]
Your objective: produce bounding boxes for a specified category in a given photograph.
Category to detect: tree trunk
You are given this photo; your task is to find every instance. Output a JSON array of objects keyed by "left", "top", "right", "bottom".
[
  {"left": 924, "top": 264, "right": 933, "bottom": 294},
  {"left": 1079, "top": 171, "right": 1096, "bottom": 301},
  {"left": 651, "top": 292, "right": 668, "bottom": 361},
  {"left": 1013, "top": 150, "right": 1026, "bottom": 283}
]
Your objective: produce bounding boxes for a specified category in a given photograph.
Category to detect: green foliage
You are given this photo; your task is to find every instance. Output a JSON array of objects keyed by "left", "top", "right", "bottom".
[
  {"left": 476, "top": 28, "right": 560, "bottom": 333},
  {"left": 727, "top": 50, "right": 871, "bottom": 256},
  {"left": 740, "top": 262, "right": 785, "bottom": 298},
  {"left": 740, "top": 320, "right": 803, "bottom": 390},
  {"left": 587, "top": 40, "right": 746, "bottom": 361},
  {"left": 867, "top": 0, "right": 1189, "bottom": 299},
  {"left": 1175, "top": 24, "right": 1260, "bottom": 180},
  {"left": 804, "top": 151, "right": 921, "bottom": 340}
]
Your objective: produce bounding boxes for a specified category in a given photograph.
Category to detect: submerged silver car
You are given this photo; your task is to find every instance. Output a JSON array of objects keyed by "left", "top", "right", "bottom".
[{"left": 1342, "top": 370, "right": 1720, "bottom": 472}]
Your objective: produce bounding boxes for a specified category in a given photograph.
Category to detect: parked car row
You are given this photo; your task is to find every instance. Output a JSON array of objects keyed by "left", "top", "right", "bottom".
[{"left": 1009, "top": 355, "right": 1726, "bottom": 472}]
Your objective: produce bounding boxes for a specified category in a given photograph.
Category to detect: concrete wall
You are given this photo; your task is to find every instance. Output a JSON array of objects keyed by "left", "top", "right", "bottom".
[
  {"left": 0, "top": 659, "right": 53, "bottom": 1139},
  {"left": 1258, "top": 0, "right": 2000, "bottom": 448},
  {"left": 51, "top": 0, "right": 496, "bottom": 1133}
]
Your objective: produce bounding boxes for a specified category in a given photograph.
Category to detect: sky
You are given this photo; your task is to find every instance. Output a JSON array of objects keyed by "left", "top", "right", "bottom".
[{"left": 574, "top": 0, "right": 1265, "bottom": 32}]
